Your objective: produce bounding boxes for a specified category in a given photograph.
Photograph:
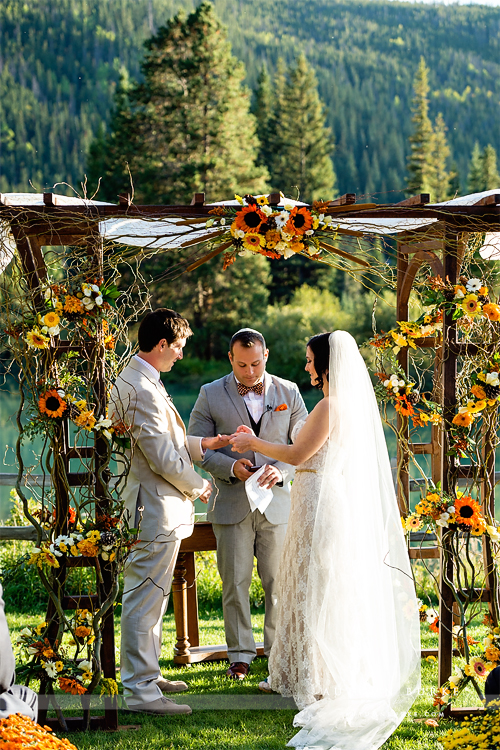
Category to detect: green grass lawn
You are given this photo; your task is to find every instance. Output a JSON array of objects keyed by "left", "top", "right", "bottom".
[{"left": 6, "top": 605, "right": 492, "bottom": 750}]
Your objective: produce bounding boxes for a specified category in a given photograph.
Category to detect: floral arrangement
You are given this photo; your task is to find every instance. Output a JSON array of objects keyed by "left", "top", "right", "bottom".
[
  {"left": 16, "top": 611, "right": 118, "bottom": 696},
  {"left": 0, "top": 713, "right": 78, "bottom": 749},
  {"left": 369, "top": 315, "right": 442, "bottom": 354},
  {"left": 372, "top": 353, "right": 442, "bottom": 424},
  {"left": 439, "top": 703, "right": 500, "bottom": 750},
  {"left": 403, "top": 487, "right": 499, "bottom": 537},
  {"left": 197, "top": 194, "right": 368, "bottom": 270},
  {"left": 422, "top": 274, "right": 500, "bottom": 325}
]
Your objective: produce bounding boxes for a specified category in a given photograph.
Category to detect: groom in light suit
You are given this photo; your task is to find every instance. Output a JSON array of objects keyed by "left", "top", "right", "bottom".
[
  {"left": 188, "top": 328, "right": 307, "bottom": 679},
  {"left": 111, "top": 309, "right": 225, "bottom": 715}
]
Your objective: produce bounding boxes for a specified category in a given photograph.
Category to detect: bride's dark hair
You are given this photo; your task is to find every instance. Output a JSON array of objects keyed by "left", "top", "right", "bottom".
[{"left": 307, "top": 332, "right": 332, "bottom": 390}]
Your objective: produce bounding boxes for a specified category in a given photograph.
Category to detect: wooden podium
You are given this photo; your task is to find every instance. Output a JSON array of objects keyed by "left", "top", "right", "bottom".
[{"left": 171, "top": 521, "right": 264, "bottom": 664}]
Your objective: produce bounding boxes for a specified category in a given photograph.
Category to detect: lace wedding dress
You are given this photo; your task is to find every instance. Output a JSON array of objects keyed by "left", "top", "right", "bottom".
[
  {"left": 266, "top": 332, "right": 420, "bottom": 750},
  {"left": 268, "top": 419, "right": 331, "bottom": 709}
]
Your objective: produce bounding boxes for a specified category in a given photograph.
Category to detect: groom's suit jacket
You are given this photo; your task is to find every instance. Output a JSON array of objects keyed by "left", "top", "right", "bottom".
[
  {"left": 110, "top": 358, "right": 205, "bottom": 543},
  {"left": 188, "top": 371, "right": 307, "bottom": 525}
]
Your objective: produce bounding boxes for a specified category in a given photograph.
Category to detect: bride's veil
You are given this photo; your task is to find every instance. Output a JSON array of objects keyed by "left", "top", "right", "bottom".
[{"left": 288, "top": 331, "right": 421, "bottom": 750}]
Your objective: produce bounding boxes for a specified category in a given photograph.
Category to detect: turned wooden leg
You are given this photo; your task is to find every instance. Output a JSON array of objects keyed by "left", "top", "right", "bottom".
[
  {"left": 173, "top": 551, "right": 191, "bottom": 659},
  {"left": 184, "top": 551, "right": 199, "bottom": 648}
]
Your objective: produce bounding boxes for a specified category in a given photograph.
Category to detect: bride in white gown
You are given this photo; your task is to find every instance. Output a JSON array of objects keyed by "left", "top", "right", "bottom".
[{"left": 229, "top": 331, "right": 420, "bottom": 750}]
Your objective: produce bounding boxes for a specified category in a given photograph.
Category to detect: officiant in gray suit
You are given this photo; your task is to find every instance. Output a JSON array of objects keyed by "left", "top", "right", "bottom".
[{"left": 188, "top": 329, "right": 307, "bottom": 679}]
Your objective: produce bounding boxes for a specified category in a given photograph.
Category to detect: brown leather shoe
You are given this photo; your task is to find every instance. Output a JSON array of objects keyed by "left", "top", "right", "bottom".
[{"left": 226, "top": 662, "right": 250, "bottom": 680}]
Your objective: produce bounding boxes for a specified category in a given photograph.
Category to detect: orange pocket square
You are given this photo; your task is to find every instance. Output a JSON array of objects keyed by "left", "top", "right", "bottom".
[{"left": 275, "top": 403, "right": 288, "bottom": 412}]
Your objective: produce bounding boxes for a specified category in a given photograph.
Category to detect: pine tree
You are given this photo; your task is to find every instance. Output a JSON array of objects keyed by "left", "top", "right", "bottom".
[
  {"left": 467, "top": 143, "right": 500, "bottom": 193},
  {"left": 270, "top": 54, "right": 336, "bottom": 202},
  {"left": 87, "top": 2, "right": 267, "bottom": 203},
  {"left": 406, "top": 57, "right": 434, "bottom": 196},
  {"left": 481, "top": 144, "right": 500, "bottom": 189},
  {"left": 252, "top": 63, "right": 274, "bottom": 168},
  {"left": 467, "top": 142, "right": 484, "bottom": 193},
  {"left": 427, "top": 113, "right": 452, "bottom": 202}
]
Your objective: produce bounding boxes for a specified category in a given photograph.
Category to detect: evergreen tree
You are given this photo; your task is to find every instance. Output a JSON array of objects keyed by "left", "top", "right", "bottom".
[
  {"left": 481, "top": 144, "right": 500, "bottom": 189},
  {"left": 406, "top": 57, "right": 434, "bottom": 196},
  {"left": 427, "top": 113, "right": 452, "bottom": 201},
  {"left": 270, "top": 54, "right": 336, "bottom": 202},
  {"left": 467, "top": 143, "right": 500, "bottom": 193},
  {"left": 88, "top": 2, "right": 267, "bottom": 202},
  {"left": 252, "top": 63, "right": 274, "bottom": 168},
  {"left": 467, "top": 142, "right": 484, "bottom": 193}
]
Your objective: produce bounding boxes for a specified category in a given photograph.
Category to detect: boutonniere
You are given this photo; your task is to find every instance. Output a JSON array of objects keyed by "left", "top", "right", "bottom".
[{"left": 274, "top": 403, "right": 288, "bottom": 412}]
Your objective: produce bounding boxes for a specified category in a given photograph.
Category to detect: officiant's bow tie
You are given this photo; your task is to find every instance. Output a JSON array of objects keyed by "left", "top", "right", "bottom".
[{"left": 236, "top": 381, "right": 264, "bottom": 397}]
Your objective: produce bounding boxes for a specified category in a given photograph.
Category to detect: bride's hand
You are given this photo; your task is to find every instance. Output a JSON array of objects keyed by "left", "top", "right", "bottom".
[
  {"left": 236, "top": 425, "right": 254, "bottom": 435},
  {"left": 229, "top": 431, "right": 255, "bottom": 453}
]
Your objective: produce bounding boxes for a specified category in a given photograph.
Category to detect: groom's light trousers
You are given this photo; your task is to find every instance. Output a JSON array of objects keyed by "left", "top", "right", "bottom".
[
  {"left": 213, "top": 510, "right": 287, "bottom": 665},
  {"left": 120, "top": 540, "right": 180, "bottom": 705}
]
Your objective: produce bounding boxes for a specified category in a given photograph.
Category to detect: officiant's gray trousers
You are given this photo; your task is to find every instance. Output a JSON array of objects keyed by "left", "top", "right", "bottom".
[
  {"left": 120, "top": 540, "right": 180, "bottom": 705},
  {"left": 213, "top": 511, "right": 287, "bottom": 664}
]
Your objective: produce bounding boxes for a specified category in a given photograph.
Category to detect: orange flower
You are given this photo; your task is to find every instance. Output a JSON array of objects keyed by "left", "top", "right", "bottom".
[
  {"left": 58, "top": 676, "right": 87, "bottom": 695},
  {"left": 104, "top": 334, "right": 115, "bottom": 350},
  {"left": 74, "top": 409, "right": 96, "bottom": 430},
  {"left": 74, "top": 625, "right": 92, "bottom": 638},
  {"left": 429, "top": 617, "right": 439, "bottom": 633},
  {"left": 0, "top": 713, "right": 78, "bottom": 749},
  {"left": 485, "top": 645, "right": 500, "bottom": 662},
  {"left": 274, "top": 404, "right": 288, "bottom": 412},
  {"left": 471, "top": 384, "right": 487, "bottom": 400},
  {"left": 284, "top": 207, "right": 313, "bottom": 236},
  {"left": 38, "top": 390, "right": 67, "bottom": 418},
  {"left": 454, "top": 495, "right": 482, "bottom": 528},
  {"left": 394, "top": 395, "right": 414, "bottom": 416},
  {"left": 265, "top": 230, "right": 281, "bottom": 249},
  {"left": 483, "top": 303, "right": 500, "bottom": 321},
  {"left": 64, "top": 295, "right": 84, "bottom": 314},
  {"left": 77, "top": 539, "right": 98, "bottom": 557},
  {"left": 290, "top": 239, "right": 305, "bottom": 254},
  {"left": 452, "top": 412, "right": 473, "bottom": 427},
  {"left": 234, "top": 205, "right": 265, "bottom": 233}
]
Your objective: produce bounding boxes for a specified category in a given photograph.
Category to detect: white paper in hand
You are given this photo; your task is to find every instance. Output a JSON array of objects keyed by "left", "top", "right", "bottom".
[{"left": 245, "top": 466, "right": 274, "bottom": 515}]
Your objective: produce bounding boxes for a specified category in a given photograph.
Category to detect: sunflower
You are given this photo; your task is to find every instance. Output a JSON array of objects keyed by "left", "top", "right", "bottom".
[
  {"left": 454, "top": 495, "right": 482, "bottom": 527},
  {"left": 284, "top": 206, "right": 313, "bottom": 236},
  {"left": 39, "top": 390, "right": 67, "bottom": 418},
  {"left": 234, "top": 205, "right": 265, "bottom": 233},
  {"left": 26, "top": 329, "right": 49, "bottom": 349},
  {"left": 483, "top": 303, "right": 500, "bottom": 321},
  {"left": 243, "top": 233, "right": 265, "bottom": 251},
  {"left": 452, "top": 411, "right": 473, "bottom": 427},
  {"left": 256, "top": 195, "right": 269, "bottom": 205},
  {"left": 471, "top": 384, "right": 487, "bottom": 400},
  {"left": 461, "top": 294, "right": 482, "bottom": 317},
  {"left": 43, "top": 311, "right": 60, "bottom": 328}
]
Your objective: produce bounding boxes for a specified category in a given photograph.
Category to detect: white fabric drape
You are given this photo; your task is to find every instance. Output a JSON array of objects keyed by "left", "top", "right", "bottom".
[{"left": 288, "top": 331, "right": 420, "bottom": 750}]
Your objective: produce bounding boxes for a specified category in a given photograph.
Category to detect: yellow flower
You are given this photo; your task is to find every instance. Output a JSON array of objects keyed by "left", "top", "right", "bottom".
[
  {"left": 70, "top": 545, "right": 79, "bottom": 556},
  {"left": 55, "top": 661, "right": 64, "bottom": 672},
  {"left": 74, "top": 409, "right": 96, "bottom": 430},
  {"left": 243, "top": 232, "right": 265, "bottom": 251},
  {"left": 461, "top": 294, "right": 482, "bottom": 317},
  {"left": 35, "top": 622, "right": 47, "bottom": 635},
  {"left": 26, "top": 329, "right": 49, "bottom": 349},
  {"left": 82, "top": 670, "right": 93, "bottom": 681},
  {"left": 256, "top": 195, "right": 269, "bottom": 205},
  {"left": 390, "top": 331, "right": 407, "bottom": 348},
  {"left": 467, "top": 399, "right": 486, "bottom": 413},
  {"left": 471, "top": 384, "right": 487, "bottom": 400},
  {"left": 43, "top": 311, "right": 60, "bottom": 328},
  {"left": 452, "top": 411, "right": 473, "bottom": 427},
  {"left": 405, "top": 515, "right": 422, "bottom": 531}
]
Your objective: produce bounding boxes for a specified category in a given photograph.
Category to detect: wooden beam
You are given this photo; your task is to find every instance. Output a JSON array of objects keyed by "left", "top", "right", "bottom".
[
  {"left": 409, "top": 547, "right": 440, "bottom": 559},
  {"left": 327, "top": 193, "right": 356, "bottom": 206},
  {"left": 395, "top": 194, "right": 430, "bottom": 207},
  {"left": 118, "top": 193, "right": 131, "bottom": 207},
  {"left": 473, "top": 194, "right": 500, "bottom": 206},
  {"left": 411, "top": 443, "right": 433, "bottom": 454},
  {"left": 399, "top": 240, "right": 444, "bottom": 254}
]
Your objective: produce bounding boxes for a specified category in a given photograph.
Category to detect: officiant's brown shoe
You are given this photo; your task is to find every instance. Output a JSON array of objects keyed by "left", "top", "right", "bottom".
[{"left": 226, "top": 662, "right": 250, "bottom": 680}]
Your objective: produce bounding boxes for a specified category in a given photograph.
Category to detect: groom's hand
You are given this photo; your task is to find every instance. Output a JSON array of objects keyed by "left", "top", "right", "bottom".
[
  {"left": 233, "top": 458, "right": 254, "bottom": 481},
  {"left": 201, "top": 434, "right": 232, "bottom": 450},
  {"left": 198, "top": 478, "right": 213, "bottom": 504}
]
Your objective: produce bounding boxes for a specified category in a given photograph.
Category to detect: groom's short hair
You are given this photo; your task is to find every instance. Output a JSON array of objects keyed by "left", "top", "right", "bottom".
[
  {"left": 229, "top": 328, "right": 266, "bottom": 355},
  {"left": 138, "top": 308, "right": 192, "bottom": 351}
]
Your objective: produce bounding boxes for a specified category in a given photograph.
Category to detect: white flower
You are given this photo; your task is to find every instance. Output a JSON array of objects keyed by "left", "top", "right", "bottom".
[
  {"left": 101, "top": 551, "right": 109, "bottom": 560},
  {"left": 466, "top": 278, "right": 482, "bottom": 292},
  {"left": 102, "top": 429, "right": 112, "bottom": 440},
  {"left": 274, "top": 212, "right": 290, "bottom": 228},
  {"left": 439, "top": 512, "right": 450, "bottom": 522},
  {"left": 447, "top": 506, "right": 455, "bottom": 513},
  {"left": 261, "top": 205, "right": 272, "bottom": 217},
  {"left": 44, "top": 661, "right": 57, "bottom": 678},
  {"left": 322, "top": 215, "right": 333, "bottom": 226},
  {"left": 41, "top": 326, "right": 48, "bottom": 334},
  {"left": 484, "top": 636, "right": 493, "bottom": 649},
  {"left": 49, "top": 544, "right": 63, "bottom": 557},
  {"left": 282, "top": 244, "right": 296, "bottom": 259},
  {"left": 102, "top": 544, "right": 114, "bottom": 552},
  {"left": 96, "top": 417, "right": 112, "bottom": 429},
  {"left": 274, "top": 241, "right": 288, "bottom": 256},
  {"left": 82, "top": 283, "right": 93, "bottom": 297},
  {"left": 454, "top": 288, "right": 465, "bottom": 299},
  {"left": 43, "top": 287, "right": 53, "bottom": 300},
  {"left": 486, "top": 372, "right": 500, "bottom": 386},
  {"left": 47, "top": 325, "right": 60, "bottom": 336},
  {"left": 27, "top": 646, "right": 38, "bottom": 655},
  {"left": 305, "top": 229, "right": 314, "bottom": 236},
  {"left": 205, "top": 218, "right": 215, "bottom": 228},
  {"left": 79, "top": 660, "right": 92, "bottom": 672},
  {"left": 232, "top": 228, "right": 245, "bottom": 239},
  {"left": 238, "top": 250, "right": 251, "bottom": 257},
  {"left": 436, "top": 519, "right": 449, "bottom": 528},
  {"left": 91, "top": 284, "right": 100, "bottom": 293},
  {"left": 82, "top": 297, "right": 95, "bottom": 310},
  {"left": 283, "top": 202, "right": 294, "bottom": 211},
  {"left": 383, "top": 380, "right": 390, "bottom": 388},
  {"left": 220, "top": 217, "right": 226, "bottom": 225},
  {"left": 458, "top": 406, "right": 470, "bottom": 414},
  {"left": 94, "top": 295, "right": 103, "bottom": 306},
  {"left": 19, "top": 627, "right": 32, "bottom": 638},
  {"left": 280, "top": 231, "right": 293, "bottom": 242},
  {"left": 398, "top": 380, "right": 405, "bottom": 387},
  {"left": 426, "top": 608, "right": 438, "bottom": 623},
  {"left": 448, "top": 672, "right": 463, "bottom": 687},
  {"left": 487, "top": 525, "right": 500, "bottom": 542},
  {"left": 420, "top": 325, "right": 434, "bottom": 336}
]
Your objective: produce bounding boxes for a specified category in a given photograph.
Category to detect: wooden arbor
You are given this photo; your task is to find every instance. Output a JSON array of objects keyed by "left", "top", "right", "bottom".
[{"left": 2, "top": 190, "right": 500, "bottom": 726}]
